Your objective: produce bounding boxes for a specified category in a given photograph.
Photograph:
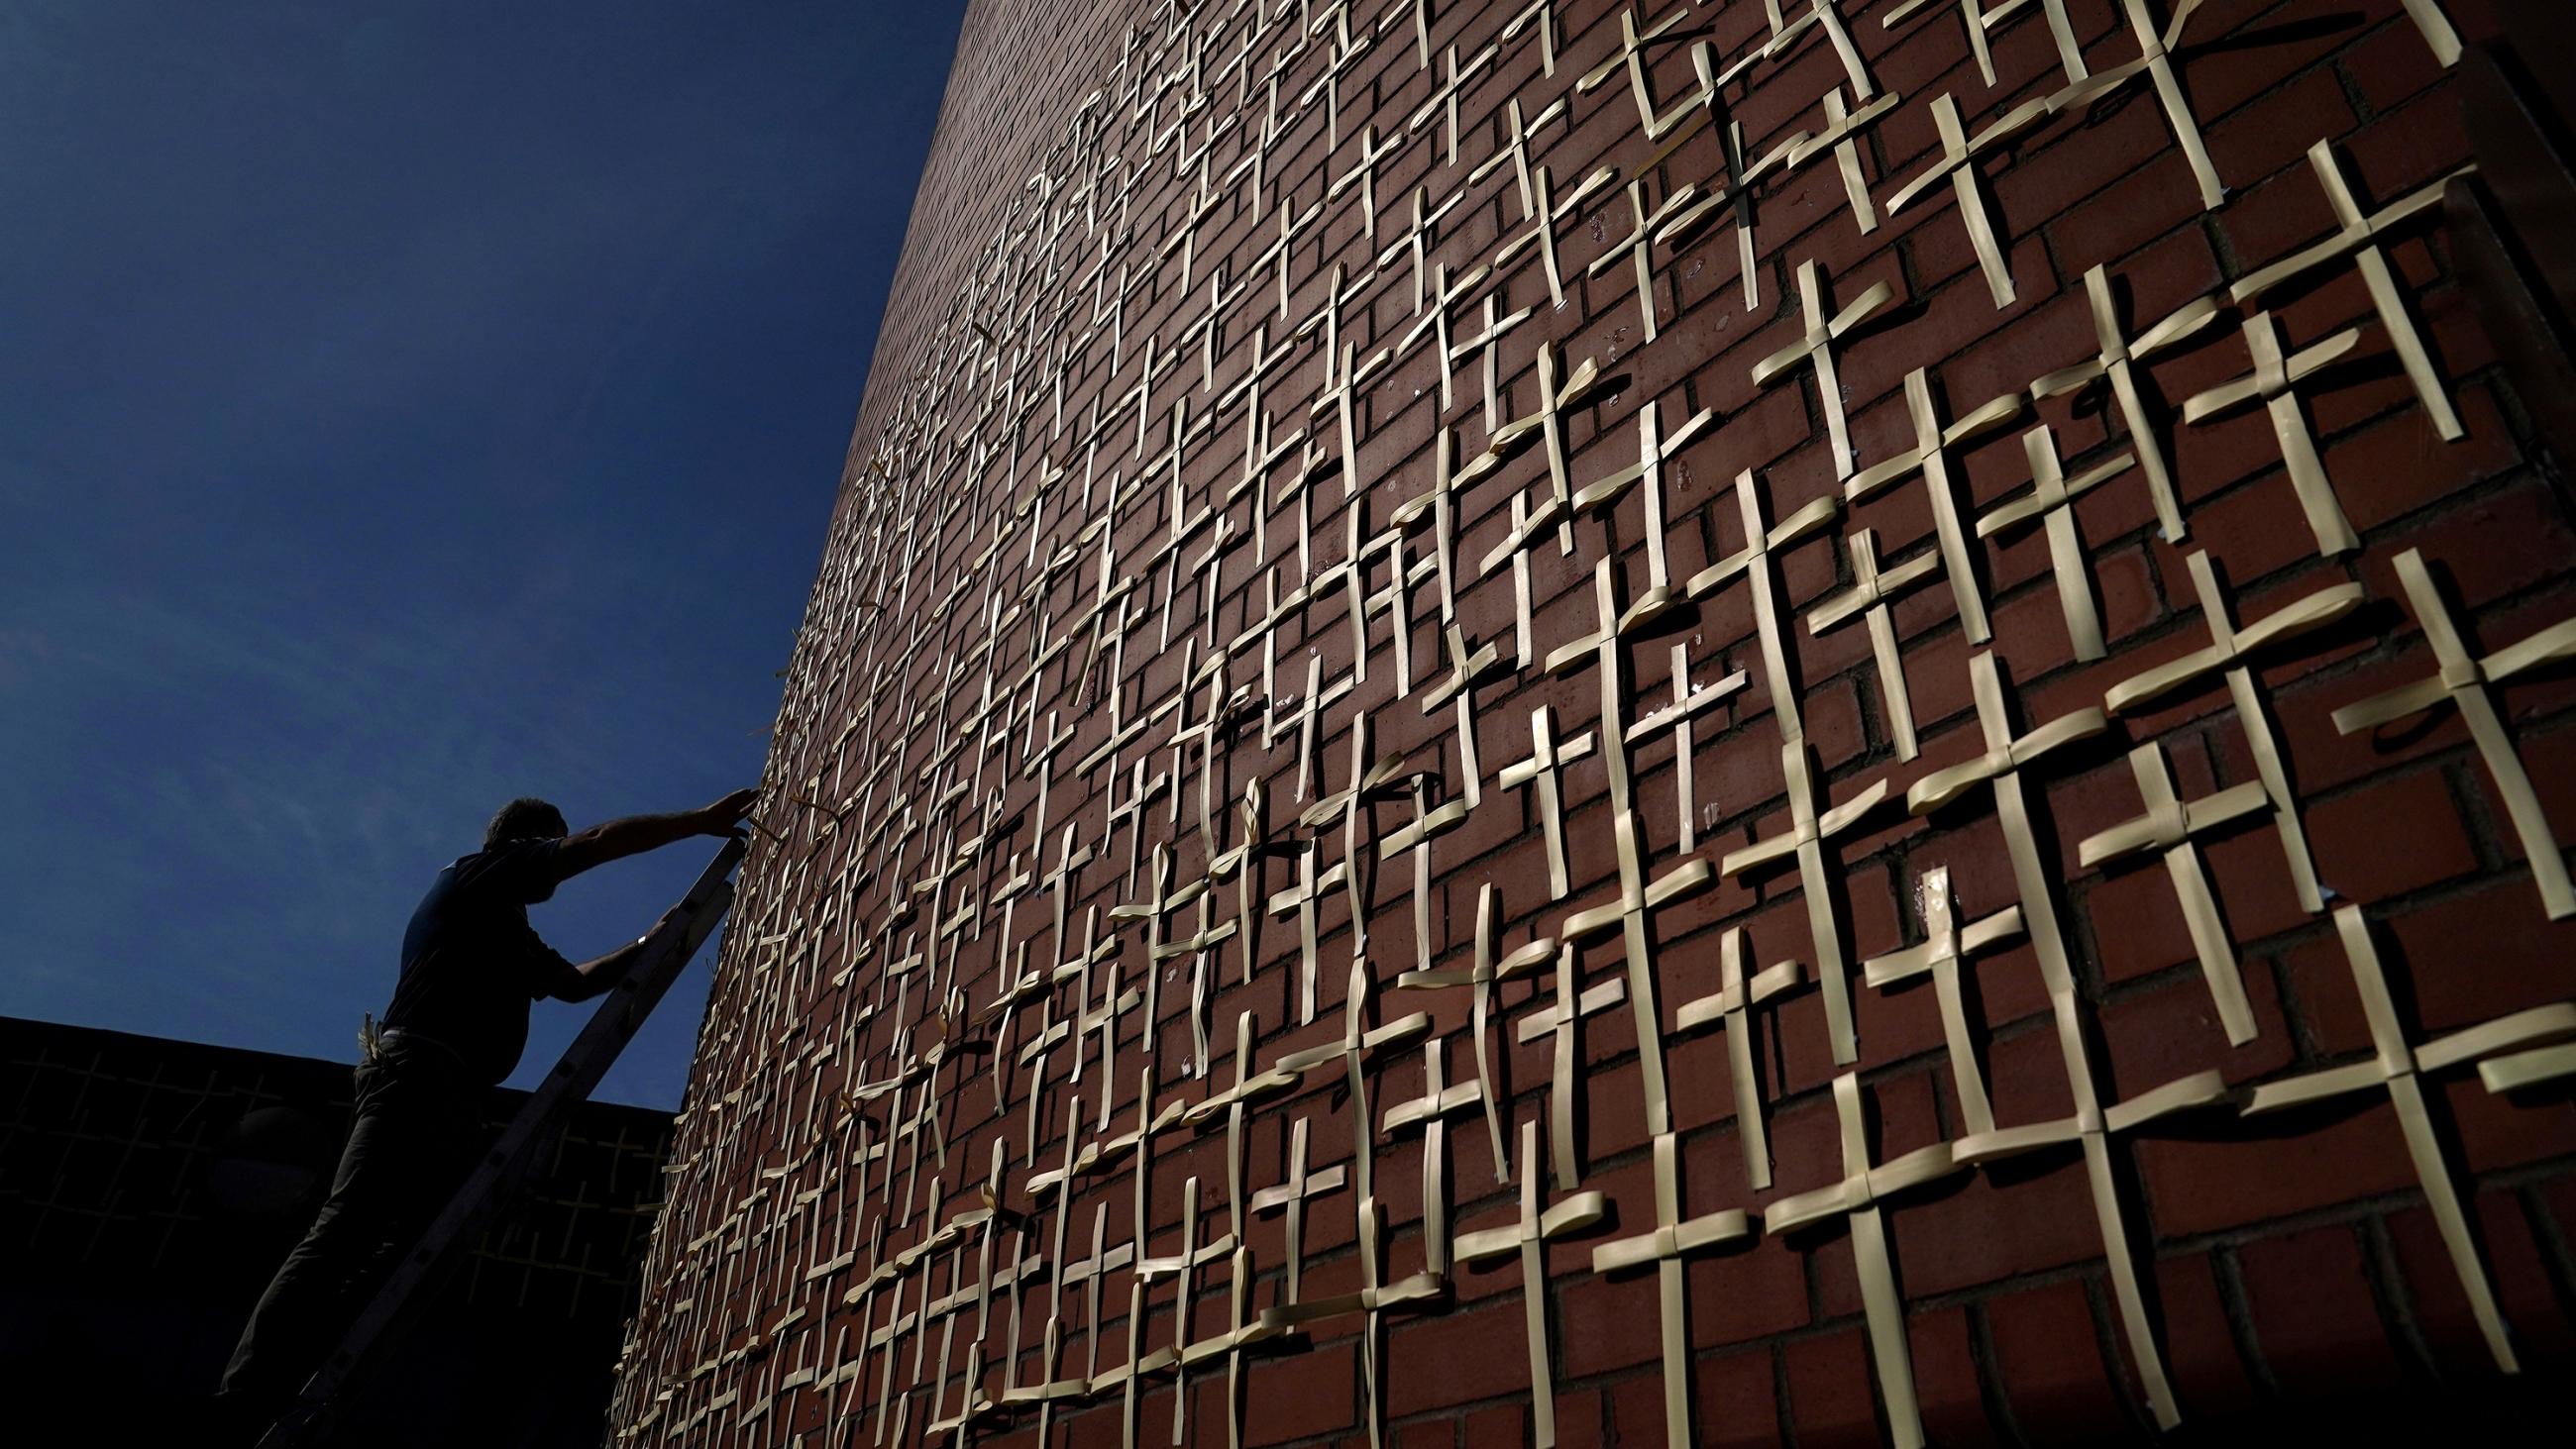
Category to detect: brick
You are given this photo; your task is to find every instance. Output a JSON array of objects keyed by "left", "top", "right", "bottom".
[
  {"left": 1697, "top": 1347, "right": 1782, "bottom": 1449},
  {"left": 1906, "top": 1303, "right": 1999, "bottom": 1447},
  {"left": 2152, "top": 1249, "right": 2259, "bottom": 1421},
  {"left": 1783, "top": 1328, "right": 1882, "bottom": 1449},
  {"left": 2370, "top": 881, "right": 2576, "bottom": 1040},
  {"left": 1892, "top": 1151, "right": 2104, "bottom": 1297},
  {"left": 2139, "top": 1096, "right": 2415, "bottom": 1237},
  {"left": 2205, "top": 64, "right": 2358, "bottom": 198},
  {"left": 1687, "top": 1234, "right": 1811, "bottom": 1349},
  {"left": 2386, "top": 1190, "right": 2575, "bottom": 1379},
  {"left": 2443, "top": 1068, "right": 2576, "bottom": 1176},
  {"left": 1553, "top": 1269, "right": 1663, "bottom": 1381},
  {"left": 2096, "top": 952, "right": 2297, "bottom": 1097},
  {"left": 2234, "top": 1224, "right": 2402, "bottom": 1397},
  {"left": 2302, "top": 766, "right": 2480, "bottom": 903},
  {"left": 1244, "top": 1337, "right": 1359, "bottom": 1446},
  {"left": 1386, "top": 1298, "right": 1529, "bottom": 1416},
  {"left": 1986, "top": 1279, "right": 2132, "bottom": 1444}
]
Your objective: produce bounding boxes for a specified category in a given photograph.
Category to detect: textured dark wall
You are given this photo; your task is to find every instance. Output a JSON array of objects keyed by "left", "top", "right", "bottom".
[{"left": 618, "top": 2, "right": 2576, "bottom": 1445}]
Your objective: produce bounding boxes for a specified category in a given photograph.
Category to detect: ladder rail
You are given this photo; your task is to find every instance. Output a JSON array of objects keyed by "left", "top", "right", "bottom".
[{"left": 258, "top": 836, "right": 746, "bottom": 1448}]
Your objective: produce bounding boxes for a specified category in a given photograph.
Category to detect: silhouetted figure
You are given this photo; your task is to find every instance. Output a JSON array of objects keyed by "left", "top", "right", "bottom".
[{"left": 209, "top": 789, "right": 756, "bottom": 1444}]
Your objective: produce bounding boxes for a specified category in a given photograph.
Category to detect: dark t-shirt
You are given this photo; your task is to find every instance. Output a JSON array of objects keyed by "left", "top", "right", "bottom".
[{"left": 379, "top": 838, "right": 581, "bottom": 1086}]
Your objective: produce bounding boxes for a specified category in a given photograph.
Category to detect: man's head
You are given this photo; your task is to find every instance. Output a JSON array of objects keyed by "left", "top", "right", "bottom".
[{"left": 485, "top": 797, "right": 568, "bottom": 850}]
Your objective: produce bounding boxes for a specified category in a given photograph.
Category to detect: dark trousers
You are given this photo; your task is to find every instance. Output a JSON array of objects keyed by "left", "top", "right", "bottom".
[{"left": 213, "top": 1038, "right": 485, "bottom": 1437}]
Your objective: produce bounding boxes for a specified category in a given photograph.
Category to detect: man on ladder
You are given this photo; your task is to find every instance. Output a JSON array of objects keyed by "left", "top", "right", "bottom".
[{"left": 209, "top": 788, "right": 759, "bottom": 1445}]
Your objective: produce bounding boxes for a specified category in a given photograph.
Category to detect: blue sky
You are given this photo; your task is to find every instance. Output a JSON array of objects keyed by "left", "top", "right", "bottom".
[{"left": 0, "top": 1, "right": 965, "bottom": 1107}]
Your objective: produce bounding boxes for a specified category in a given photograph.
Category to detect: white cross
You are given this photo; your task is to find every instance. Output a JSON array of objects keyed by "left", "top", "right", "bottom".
[
  {"left": 1403, "top": 40, "right": 1496, "bottom": 166},
  {"left": 1266, "top": 836, "right": 1348, "bottom": 1024},
  {"left": 1636, "top": 42, "right": 1812, "bottom": 308},
  {"left": 2047, "top": 0, "right": 2225, "bottom": 210},
  {"left": 1514, "top": 940, "right": 1626, "bottom": 1190},
  {"left": 1686, "top": 468, "right": 1841, "bottom": 745},
  {"left": 1394, "top": 880, "right": 1556, "bottom": 1179},
  {"left": 1804, "top": 528, "right": 1939, "bottom": 759},
  {"left": 1587, "top": 1129, "right": 1757, "bottom": 1445},
  {"left": 1573, "top": 5, "right": 1697, "bottom": 139},
  {"left": 2105, "top": 550, "right": 2360, "bottom": 913},
  {"left": 1762, "top": 1072, "right": 1966, "bottom": 1449},
  {"left": 1924, "top": 652, "right": 2217, "bottom": 1432},
  {"left": 1880, "top": 0, "right": 2089, "bottom": 89},
  {"left": 1629, "top": 640, "right": 1747, "bottom": 849},
  {"left": 1720, "top": 740, "right": 1887, "bottom": 1066},
  {"left": 2332, "top": 549, "right": 2576, "bottom": 918},
  {"left": 1785, "top": 84, "right": 1900, "bottom": 236},
  {"left": 1499, "top": 0, "right": 1560, "bottom": 77},
  {"left": 1582, "top": 177, "right": 1706, "bottom": 342},
  {"left": 1846, "top": 366, "right": 2021, "bottom": 645},
  {"left": 2180, "top": 311, "right": 2365, "bottom": 558},
  {"left": 1464, "top": 92, "right": 1568, "bottom": 225},
  {"left": 1492, "top": 163, "right": 1619, "bottom": 312},
  {"left": 2029, "top": 264, "right": 2223, "bottom": 543},
  {"left": 1451, "top": 1119, "right": 1608, "bottom": 1449},
  {"left": 1569, "top": 398, "right": 1708, "bottom": 614},
  {"left": 2228, "top": 139, "right": 2472, "bottom": 441},
  {"left": 1860, "top": 867, "right": 2021, "bottom": 1137},
  {"left": 2242, "top": 905, "right": 2576, "bottom": 1373},
  {"left": 1325, "top": 123, "right": 1402, "bottom": 248},
  {"left": 1669, "top": 926, "right": 1806, "bottom": 1189},
  {"left": 1246, "top": 1114, "right": 1348, "bottom": 1307},
  {"left": 1972, "top": 424, "right": 2135, "bottom": 663},
  {"left": 1748, "top": 259, "right": 1898, "bottom": 478},
  {"left": 1498, "top": 705, "right": 1597, "bottom": 901},
  {"left": 1887, "top": 90, "right": 2050, "bottom": 308}
]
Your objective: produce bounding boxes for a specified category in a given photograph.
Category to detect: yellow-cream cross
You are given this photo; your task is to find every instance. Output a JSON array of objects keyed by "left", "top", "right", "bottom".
[
  {"left": 1499, "top": 704, "right": 1598, "bottom": 901},
  {"left": 1861, "top": 867, "right": 2022, "bottom": 1138},
  {"left": 1765, "top": 1072, "right": 1968, "bottom": 1449},
  {"left": 2333, "top": 548, "right": 2576, "bottom": 918},
  {"left": 1515, "top": 939, "right": 1629, "bottom": 1190},
  {"left": 1973, "top": 423, "right": 2135, "bottom": 662},
  {"left": 2105, "top": 550, "right": 2361, "bottom": 912},
  {"left": 2242, "top": 905, "right": 2576, "bottom": 1371},
  {"left": 1687, "top": 468, "right": 1841, "bottom": 744},
  {"left": 1721, "top": 740, "right": 1886, "bottom": 1065},
  {"left": 2180, "top": 310, "right": 2365, "bottom": 558},
  {"left": 2046, "top": 0, "right": 2225, "bottom": 209},
  {"left": 1888, "top": 90, "right": 2050, "bottom": 308},
  {"left": 1396, "top": 881, "right": 1557, "bottom": 1180},
  {"left": 1452, "top": 1119, "right": 1610, "bottom": 1449},
  {"left": 1589, "top": 1130, "right": 1757, "bottom": 1446},
  {"left": 1631, "top": 638, "right": 1748, "bottom": 849},
  {"left": 1670, "top": 925, "right": 1808, "bottom": 1190},
  {"left": 1846, "top": 365, "right": 2021, "bottom": 644},
  {"left": 1880, "top": 0, "right": 2089, "bottom": 90},
  {"left": 1805, "top": 526, "right": 1942, "bottom": 760},
  {"left": 2231, "top": 139, "right": 2474, "bottom": 441},
  {"left": 1748, "top": 259, "right": 1898, "bottom": 477}
]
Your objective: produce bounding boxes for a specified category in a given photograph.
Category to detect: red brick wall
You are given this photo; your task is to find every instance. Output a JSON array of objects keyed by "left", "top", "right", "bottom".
[{"left": 613, "top": 2, "right": 2576, "bottom": 1445}]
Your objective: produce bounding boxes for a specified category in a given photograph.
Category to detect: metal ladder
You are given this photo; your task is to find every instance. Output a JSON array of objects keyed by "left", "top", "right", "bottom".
[{"left": 256, "top": 836, "right": 745, "bottom": 1447}]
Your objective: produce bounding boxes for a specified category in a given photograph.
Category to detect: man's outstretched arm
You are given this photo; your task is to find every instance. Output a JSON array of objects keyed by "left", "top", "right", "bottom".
[
  {"left": 555, "top": 905, "right": 687, "bottom": 1002},
  {"left": 554, "top": 788, "right": 759, "bottom": 881}
]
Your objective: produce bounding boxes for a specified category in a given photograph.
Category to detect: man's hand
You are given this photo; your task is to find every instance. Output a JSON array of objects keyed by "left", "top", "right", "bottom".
[
  {"left": 565, "top": 902, "right": 696, "bottom": 1002},
  {"left": 693, "top": 787, "right": 761, "bottom": 837},
  {"left": 640, "top": 902, "right": 689, "bottom": 946}
]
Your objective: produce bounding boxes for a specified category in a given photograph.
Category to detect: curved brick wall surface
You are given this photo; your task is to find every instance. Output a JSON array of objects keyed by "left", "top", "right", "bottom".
[{"left": 612, "top": 2, "right": 2576, "bottom": 1445}]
